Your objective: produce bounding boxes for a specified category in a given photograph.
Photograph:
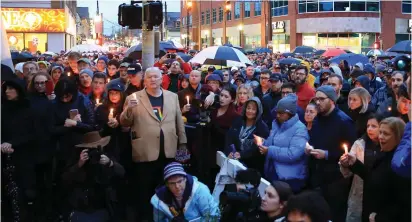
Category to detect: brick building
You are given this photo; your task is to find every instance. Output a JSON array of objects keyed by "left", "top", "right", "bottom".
[{"left": 181, "top": 0, "right": 411, "bottom": 53}]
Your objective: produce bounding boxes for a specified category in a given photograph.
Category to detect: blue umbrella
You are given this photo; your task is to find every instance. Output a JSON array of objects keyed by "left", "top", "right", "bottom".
[
  {"left": 388, "top": 40, "right": 411, "bottom": 53},
  {"left": 282, "top": 52, "right": 295, "bottom": 57},
  {"left": 278, "top": 58, "right": 302, "bottom": 65},
  {"left": 292, "top": 46, "right": 317, "bottom": 54},
  {"left": 314, "top": 50, "right": 325, "bottom": 56},
  {"left": 255, "top": 47, "right": 272, "bottom": 53},
  {"left": 176, "top": 52, "right": 192, "bottom": 62},
  {"left": 329, "top": 53, "right": 369, "bottom": 66}
]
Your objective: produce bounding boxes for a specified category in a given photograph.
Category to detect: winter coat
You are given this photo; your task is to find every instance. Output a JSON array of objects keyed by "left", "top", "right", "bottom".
[
  {"left": 262, "top": 91, "right": 282, "bottom": 127},
  {"left": 308, "top": 107, "right": 357, "bottom": 188},
  {"left": 51, "top": 93, "right": 96, "bottom": 162},
  {"left": 1, "top": 78, "right": 37, "bottom": 190},
  {"left": 62, "top": 148, "right": 125, "bottom": 214},
  {"left": 177, "top": 84, "right": 202, "bottom": 123},
  {"left": 225, "top": 97, "right": 269, "bottom": 173},
  {"left": 151, "top": 176, "right": 220, "bottom": 222},
  {"left": 392, "top": 122, "right": 411, "bottom": 178},
  {"left": 210, "top": 103, "right": 241, "bottom": 151},
  {"left": 371, "top": 85, "right": 391, "bottom": 110},
  {"left": 119, "top": 90, "right": 187, "bottom": 162},
  {"left": 349, "top": 150, "right": 411, "bottom": 222},
  {"left": 28, "top": 93, "right": 55, "bottom": 163},
  {"left": 336, "top": 95, "right": 349, "bottom": 116},
  {"left": 263, "top": 114, "right": 309, "bottom": 182},
  {"left": 253, "top": 86, "right": 271, "bottom": 102},
  {"left": 340, "top": 138, "right": 382, "bottom": 222},
  {"left": 347, "top": 104, "right": 375, "bottom": 138},
  {"left": 355, "top": 76, "right": 371, "bottom": 93},
  {"left": 296, "top": 82, "right": 315, "bottom": 110}
]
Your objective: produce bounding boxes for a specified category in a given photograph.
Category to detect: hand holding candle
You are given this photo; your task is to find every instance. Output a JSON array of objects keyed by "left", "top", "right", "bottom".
[
  {"left": 108, "top": 108, "right": 114, "bottom": 119},
  {"left": 254, "top": 134, "right": 263, "bottom": 146},
  {"left": 342, "top": 143, "right": 348, "bottom": 155}
]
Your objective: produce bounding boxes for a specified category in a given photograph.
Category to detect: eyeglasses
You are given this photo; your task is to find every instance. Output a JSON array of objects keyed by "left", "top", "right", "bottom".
[
  {"left": 34, "top": 81, "right": 46, "bottom": 86},
  {"left": 281, "top": 91, "right": 292, "bottom": 95},
  {"left": 167, "top": 178, "right": 186, "bottom": 187},
  {"left": 260, "top": 77, "right": 269, "bottom": 81},
  {"left": 295, "top": 72, "right": 306, "bottom": 76},
  {"left": 312, "top": 97, "right": 329, "bottom": 103}
]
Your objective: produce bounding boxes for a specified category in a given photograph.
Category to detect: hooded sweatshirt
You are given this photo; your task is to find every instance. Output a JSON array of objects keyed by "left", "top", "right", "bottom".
[{"left": 354, "top": 75, "right": 371, "bottom": 93}]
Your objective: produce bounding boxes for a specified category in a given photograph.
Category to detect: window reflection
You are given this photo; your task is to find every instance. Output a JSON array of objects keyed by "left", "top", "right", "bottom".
[{"left": 299, "top": 0, "right": 380, "bottom": 13}]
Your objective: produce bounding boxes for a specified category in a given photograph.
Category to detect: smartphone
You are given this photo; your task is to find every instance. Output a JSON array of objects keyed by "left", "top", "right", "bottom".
[
  {"left": 69, "top": 109, "right": 79, "bottom": 119},
  {"left": 171, "top": 54, "right": 176, "bottom": 59},
  {"left": 229, "top": 144, "right": 236, "bottom": 154},
  {"left": 45, "top": 81, "right": 54, "bottom": 96}
]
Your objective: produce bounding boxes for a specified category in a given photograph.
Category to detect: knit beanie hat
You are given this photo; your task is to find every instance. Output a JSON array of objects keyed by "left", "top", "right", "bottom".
[
  {"left": 355, "top": 62, "right": 364, "bottom": 71},
  {"left": 79, "top": 68, "right": 94, "bottom": 78},
  {"left": 51, "top": 65, "right": 64, "bottom": 73},
  {"left": 316, "top": 85, "right": 338, "bottom": 103},
  {"left": 97, "top": 56, "right": 109, "bottom": 64},
  {"left": 163, "top": 162, "right": 187, "bottom": 181},
  {"left": 276, "top": 93, "right": 298, "bottom": 115}
]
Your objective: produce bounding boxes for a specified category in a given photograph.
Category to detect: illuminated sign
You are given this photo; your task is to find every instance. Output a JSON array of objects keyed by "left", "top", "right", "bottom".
[
  {"left": 2, "top": 8, "right": 66, "bottom": 33},
  {"left": 272, "top": 21, "right": 285, "bottom": 34}
]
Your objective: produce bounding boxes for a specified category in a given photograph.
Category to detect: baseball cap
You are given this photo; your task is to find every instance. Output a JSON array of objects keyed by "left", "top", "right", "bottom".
[
  {"left": 127, "top": 64, "right": 142, "bottom": 75},
  {"left": 77, "top": 58, "right": 91, "bottom": 65},
  {"left": 270, "top": 73, "right": 281, "bottom": 82},
  {"left": 119, "top": 62, "right": 130, "bottom": 68}
]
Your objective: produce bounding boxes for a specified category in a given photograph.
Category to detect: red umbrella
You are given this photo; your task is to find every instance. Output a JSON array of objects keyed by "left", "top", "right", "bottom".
[{"left": 322, "top": 48, "right": 347, "bottom": 57}]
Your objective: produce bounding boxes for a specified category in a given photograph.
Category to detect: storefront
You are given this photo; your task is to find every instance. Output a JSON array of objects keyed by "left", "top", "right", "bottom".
[
  {"left": 2, "top": 7, "right": 76, "bottom": 53},
  {"left": 242, "top": 24, "right": 261, "bottom": 50},
  {"left": 271, "top": 20, "right": 290, "bottom": 53},
  {"left": 298, "top": 17, "right": 380, "bottom": 54}
]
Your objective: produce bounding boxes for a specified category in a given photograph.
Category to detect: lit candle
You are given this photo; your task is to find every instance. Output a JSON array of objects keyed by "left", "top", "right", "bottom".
[
  {"left": 186, "top": 96, "right": 190, "bottom": 105},
  {"left": 96, "top": 98, "right": 100, "bottom": 104},
  {"left": 342, "top": 143, "right": 348, "bottom": 154},
  {"left": 109, "top": 108, "right": 114, "bottom": 119},
  {"left": 67, "top": 72, "right": 71, "bottom": 77},
  {"left": 254, "top": 134, "right": 263, "bottom": 146},
  {"left": 132, "top": 93, "right": 137, "bottom": 100},
  {"left": 107, "top": 78, "right": 110, "bottom": 83},
  {"left": 388, "top": 106, "right": 392, "bottom": 112}
]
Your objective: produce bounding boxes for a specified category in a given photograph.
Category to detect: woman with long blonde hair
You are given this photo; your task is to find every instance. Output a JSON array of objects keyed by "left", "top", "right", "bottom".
[{"left": 234, "top": 84, "right": 254, "bottom": 114}]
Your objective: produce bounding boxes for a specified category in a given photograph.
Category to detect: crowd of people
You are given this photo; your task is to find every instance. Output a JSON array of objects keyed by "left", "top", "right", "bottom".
[{"left": 1, "top": 48, "right": 411, "bottom": 222}]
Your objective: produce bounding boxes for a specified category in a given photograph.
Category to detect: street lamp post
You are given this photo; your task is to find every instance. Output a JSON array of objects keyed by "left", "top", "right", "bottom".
[
  {"left": 223, "top": 1, "right": 231, "bottom": 44},
  {"left": 238, "top": 24, "right": 243, "bottom": 47},
  {"left": 186, "top": 1, "right": 192, "bottom": 49}
]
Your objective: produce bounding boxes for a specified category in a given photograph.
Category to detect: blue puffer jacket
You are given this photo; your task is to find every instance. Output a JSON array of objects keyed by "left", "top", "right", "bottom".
[
  {"left": 392, "top": 122, "right": 411, "bottom": 178},
  {"left": 263, "top": 114, "right": 309, "bottom": 182},
  {"left": 151, "top": 176, "right": 220, "bottom": 222}
]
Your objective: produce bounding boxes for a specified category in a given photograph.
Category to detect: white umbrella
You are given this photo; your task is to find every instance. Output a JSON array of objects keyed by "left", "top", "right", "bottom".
[
  {"left": 189, "top": 46, "right": 251, "bottom": 67},
  {"left": 67, "top": 44, "right": 108, "bottom": 54},
  {"left": 43, "top": 51, "right": 57, "bottom": 56}
]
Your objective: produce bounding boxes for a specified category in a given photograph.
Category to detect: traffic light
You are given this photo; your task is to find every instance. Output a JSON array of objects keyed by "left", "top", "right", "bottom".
[
  {"left": 118, "top": 3, "right": 143, "bottom": 29},
  {"left": 118, "top": 1, "right": 163, "bottom": 30},
  {"left": 373, "top": 41, "right": 380, "bottom": 49},
  {"left": 144, "top": 1, "right": 163, "bottom": 29}
]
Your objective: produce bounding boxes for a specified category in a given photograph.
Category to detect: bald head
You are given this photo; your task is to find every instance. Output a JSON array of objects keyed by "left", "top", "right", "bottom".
[{"left": 189, "top": 70, "right": 201, "bottom": 86}]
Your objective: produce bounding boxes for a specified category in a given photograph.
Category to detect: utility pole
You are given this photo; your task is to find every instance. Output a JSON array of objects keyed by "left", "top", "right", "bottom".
[
  {"left": 142, "top": 0, "right": 155, "bottom": 69},
  {"left": 160, "top": 0, "right": 164, "bottom": 41},
  {"left": 165, "top": 1, "right": 168, "bottom": 40},
  {"left": 268, "top": 1, "right": 272, "bottom": 43},
  {"left": 186, "top": 1, "right": 192, "bottom": 49}
]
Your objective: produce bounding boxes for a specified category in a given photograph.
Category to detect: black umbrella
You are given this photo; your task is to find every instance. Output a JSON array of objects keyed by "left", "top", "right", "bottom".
[
  {"left": 11, "top": 51, "right": 34, "bottom": 60},
  {"left": 278, "top": 58, "right": 302, "bottom": 65},
  {"left": 282, "top": 52, "right": 296, "bottom": 57},
  {"left": 292, "top": 46, "right": 317, "bottom": 54},
  {"left": 125, "top": 41, "right": 179, "bottom": 60},
  {"left": 314, "top": 50, "right": 326, "bottom": 56}
]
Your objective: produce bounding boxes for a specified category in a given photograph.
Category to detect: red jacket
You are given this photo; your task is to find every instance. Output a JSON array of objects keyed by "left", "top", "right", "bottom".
[
  {"left": 296, "top": 82, "right": 315, "bottom": 110},
  {"left": 154, "top": 61, "right": 192, "bottom": 90}
]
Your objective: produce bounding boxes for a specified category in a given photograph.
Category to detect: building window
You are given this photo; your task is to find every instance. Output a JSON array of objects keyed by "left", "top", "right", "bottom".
[
  {"left": 270, "top": 0, "right": 289, "bottom": 17},
  {"left": 244, "top": 2, "right": 251, "bottom": 18},
  {"left": 206, "top": 9, "right": 210, "bottom": 24},
  {"left": 402, "top": 0, "right": 412, "bottom": 13},
  {"left": 175, "top": 21, "right": 180, "bottom": 28},
  {"left": 299, "top": 0, "right": 380, "bottom": 13},
  {"left": 201, "top": 11, "right": 205, "bottom": 25},
  {"left": 212, "top": 8, "right": 217, "bottom": 23},
  {"left": 219, "top": 7, "right": 223, "bottom": 22},
  {"left": 189, "top": 15, "right": 192, "bottom": 26},
  {"left": 227, "top": 11, "right": 232, "bottom": 21},
  {"left": 254, "top": 1, "right": 262, "bottom": 16},
  {"left": 235, "top": 2, "right": 241, "bottom": 19}
]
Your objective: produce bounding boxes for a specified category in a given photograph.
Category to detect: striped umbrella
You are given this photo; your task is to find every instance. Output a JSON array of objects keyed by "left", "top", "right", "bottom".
[{"left": 189, "top": 46, "right": 251, "bottom": 67}]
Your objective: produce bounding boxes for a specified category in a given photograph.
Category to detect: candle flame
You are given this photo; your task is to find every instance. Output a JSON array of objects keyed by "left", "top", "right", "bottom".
[
  {"left": 96, "top": 98, "right": 100, "bottom": 104},
  {"left": 186, "top": 96, "right": 190, "bottom": 105},
  {"left": 67, "top": 72, "right": 71, "bottom": 76},
  {"left": 254, "top": 134, "right": 263, "bottom": 146},
  {"left": 343, "top": 143, "right": 348, "bottom": 154},
  {"left": 388, "top": 106, "right": 392, "bottom": 111}
]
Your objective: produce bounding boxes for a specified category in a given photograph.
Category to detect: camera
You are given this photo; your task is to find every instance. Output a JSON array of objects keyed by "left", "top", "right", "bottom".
[
  {"left": 220, "top": 169, "right": 262, "bottom": 222},
  {"left": 87, "top": 148, "right": 102, "bottom": 165},
  {"left": 167, "top": 53, "right": 176, "bottom": 59}
]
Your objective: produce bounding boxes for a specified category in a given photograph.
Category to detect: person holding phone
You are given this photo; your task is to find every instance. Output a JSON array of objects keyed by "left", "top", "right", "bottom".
[
  {"left": 51, "top": 78, "right": 96, "bottom": 221},
  {"left": 155, "top": 53, "right": 193, "bottom": 93}
]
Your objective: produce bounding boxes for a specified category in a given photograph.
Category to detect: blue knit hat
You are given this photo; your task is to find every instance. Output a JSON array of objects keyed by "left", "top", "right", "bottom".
[
  {"left": 79, "top": 68, "right": 94, "bottom": 78},
  {"left": 97, "top": 56, "right": 109, "bottom": 64},
  {"left": 206, "top": 74, "right": 222, "bottom": 82},
  {"left": 316, "top": 85, "right": 338, "bottom": 103},
  {"left": 276, "top": 93, "right": 298, "bottom": 115},
  {"left": 163, "top": 162, "right": 187, "bottom": 181},
  {"left": 106, "top": 81, "right": 125, "bottom": 92}
]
